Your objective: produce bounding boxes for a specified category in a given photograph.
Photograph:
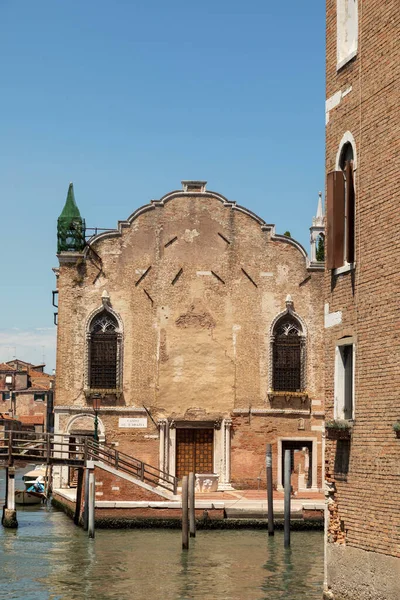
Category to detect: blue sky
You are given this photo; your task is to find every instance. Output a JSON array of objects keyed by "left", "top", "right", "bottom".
[{"left": 0, "top": 1, "right": 325, "bottom": 371}]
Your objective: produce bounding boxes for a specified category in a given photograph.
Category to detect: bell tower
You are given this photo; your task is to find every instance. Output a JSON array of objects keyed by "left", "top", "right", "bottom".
[
  {"left": 57, "top": 183, "right": 86, "bottom": 253},
  {"left": 309, "top": 191, "right": 325, "bottom": 264}
]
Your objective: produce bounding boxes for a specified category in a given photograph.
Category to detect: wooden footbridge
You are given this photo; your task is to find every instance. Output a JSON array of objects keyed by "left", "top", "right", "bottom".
[{"left": 1, "top": 430, "right": 177, "bottom": 532}]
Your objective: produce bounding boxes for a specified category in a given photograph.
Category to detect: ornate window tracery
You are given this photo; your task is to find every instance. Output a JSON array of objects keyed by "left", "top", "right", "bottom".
[
  {"left": 272, "top": 315, "right": 305, "bottom": 392},
  {"left": 86, "top": 309, "right": 122, "bottom": 391}
]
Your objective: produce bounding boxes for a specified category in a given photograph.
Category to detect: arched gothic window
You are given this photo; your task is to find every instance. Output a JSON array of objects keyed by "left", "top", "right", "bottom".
[
  {"left": 272, "top": 316, "right": 305, "bottom": 392},
  {"left": 88, "top": 311, "right": 121, "bottom": 390}
]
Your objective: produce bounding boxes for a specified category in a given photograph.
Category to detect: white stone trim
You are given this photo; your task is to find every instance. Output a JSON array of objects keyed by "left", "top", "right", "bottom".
[
  {"left": 337, "top": 48, "right": 358, "bottom": 71},
  {"left": 335, "top": 131, "right": 358, "bottom": 171},
  {"left": 54, "top": 406, "right": 147, "bottom": 414},
  {"left": 92, "top": 461, "right": 173, "bottom": 499},
  {"left": 65, "top": 412, "right": 106, "bottom": 443},
  {"left": 324, "top": 303, "right": 343, "bottom": 328},
  {"left": 232, "top": 408, "right": 311, "bottom": 416},
  {"left": 277, "top": 436, "right": 319, "bottom": 492}
]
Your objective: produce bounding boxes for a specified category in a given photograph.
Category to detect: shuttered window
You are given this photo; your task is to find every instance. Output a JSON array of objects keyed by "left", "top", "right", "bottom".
[
  {"left": 326, "top": 170, "right": 345, "bottom": 269},
  {"left": 326, "top": 143, "right": 356, "bottom": 270},
  {"left": 345, "top": 161, "right": 355, "bottom": 263}
]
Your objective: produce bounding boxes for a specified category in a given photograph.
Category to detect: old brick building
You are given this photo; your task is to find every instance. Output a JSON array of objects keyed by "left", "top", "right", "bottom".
[
  {"left": 54, "top": 181, "right": 325, "bottom": 492},
  {"left": 324, "top": 1, "right": 399, "bottom": 598},
  {"left": 0, "top": 360, "right": 54, "bottom": 432}
]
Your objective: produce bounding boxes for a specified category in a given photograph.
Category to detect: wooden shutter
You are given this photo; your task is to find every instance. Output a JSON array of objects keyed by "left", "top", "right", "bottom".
[
  {"left": 326, "top": 171, "right": 345, "bottom": 269},
  {"left": 345, "top": 162, "right": 355, "bottom": 263}
]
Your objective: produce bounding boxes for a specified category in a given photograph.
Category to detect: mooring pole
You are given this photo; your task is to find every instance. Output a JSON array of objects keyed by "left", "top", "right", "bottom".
[
  {"left": 188, "top": 472, "right": 196, "bottom": 538},
  {"left": 266, "top": 443, "right": 274, "bottom": 536},
  {"left": 3, "top": 466, "right": 18, "bottom": 528},
  {"left": 74, "top": 468, "right": 84, "bottom": 526},
  {"left": 284, "top": 448, "right": 291, "bottom": 548},
  {"left": 88, "top": 464, "right": 95, "bottom": 539},
  {"left": 182, "top": 475, "right": 189, "bottom": 550},
  {"left": 83, "top": 467, "right": 89, "bottom": 531}
]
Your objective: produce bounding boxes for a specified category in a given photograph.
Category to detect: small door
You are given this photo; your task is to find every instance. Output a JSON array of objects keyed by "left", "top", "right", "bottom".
[
  {"left": 176, "top": 428, "right": 214, "bottom": 479},
  {"left": 281, "top": 440, "right": 313, "bottom": 490}
]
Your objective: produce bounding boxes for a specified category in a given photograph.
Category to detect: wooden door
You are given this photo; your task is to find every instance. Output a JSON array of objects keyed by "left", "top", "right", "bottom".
[{"left": 176, "top": 428, "right": 214, "bottom": 479}]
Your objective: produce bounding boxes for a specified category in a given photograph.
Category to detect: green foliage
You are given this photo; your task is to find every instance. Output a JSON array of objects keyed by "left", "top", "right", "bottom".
[
  {"left": 325, "top": 419, "right": 352, "bottom": 430},
  {"left": 392, "top": 422, "right": 400, "bottom": 432},
  {"left": 316, "top": 234, "right": 325, "bottom": 262},
  {"left": 283, "top": 231, "right": 291, "bottom": 238}
]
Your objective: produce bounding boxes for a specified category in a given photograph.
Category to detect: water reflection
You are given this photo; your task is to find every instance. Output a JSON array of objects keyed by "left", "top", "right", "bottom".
[{"left": 0, "top": 469, "right": 323, "bottom": 600}]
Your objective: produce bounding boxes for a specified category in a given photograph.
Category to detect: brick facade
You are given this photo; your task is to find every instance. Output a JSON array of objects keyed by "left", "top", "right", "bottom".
[
  {"left": 324, "top": 1, "right": 400, "bottom": 598},
  {"left": 54, "top": 182, "right": 324, "bottom": 493}
]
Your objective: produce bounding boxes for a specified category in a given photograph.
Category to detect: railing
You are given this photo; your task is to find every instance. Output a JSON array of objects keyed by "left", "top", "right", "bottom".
[
  {"left": 86, "top": 439, "right": 177, "bottom": 494},
  {"left": 0, "top": 431, "right": 177, "bottom": 495}
]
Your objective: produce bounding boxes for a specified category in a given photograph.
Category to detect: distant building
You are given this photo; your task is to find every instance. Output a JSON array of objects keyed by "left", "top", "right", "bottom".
[
  {"left": 54, "top": 181, "right": 325, "bottom": 492},
  {"left": 324, "top": 1, "right": 399, "bottom": 598},
  {"left": 0, "top": 361, "right": 54, "bottom": 433}
]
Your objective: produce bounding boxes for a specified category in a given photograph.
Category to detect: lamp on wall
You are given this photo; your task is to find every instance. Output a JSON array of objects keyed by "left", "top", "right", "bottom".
[{"left": 92, "top": 395, "right": 101, "bottom": 443}]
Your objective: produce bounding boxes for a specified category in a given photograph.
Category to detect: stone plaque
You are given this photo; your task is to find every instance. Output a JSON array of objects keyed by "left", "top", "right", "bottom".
[{"left": 118, "top": 417, "right": 148, "bottom": 429}]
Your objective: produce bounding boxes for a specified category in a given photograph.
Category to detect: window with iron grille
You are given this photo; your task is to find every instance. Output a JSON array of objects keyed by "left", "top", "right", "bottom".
[
  {"left": 89, "top": 312, "right": 120, "bottom": 389},
  {"left": 273, "top": 316, "right": 303, "bottom": 392}
]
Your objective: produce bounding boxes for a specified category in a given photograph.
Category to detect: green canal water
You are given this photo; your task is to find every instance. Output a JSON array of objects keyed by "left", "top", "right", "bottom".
[{"left": 0, "top": 468, "right": 324, "bottom": 600}]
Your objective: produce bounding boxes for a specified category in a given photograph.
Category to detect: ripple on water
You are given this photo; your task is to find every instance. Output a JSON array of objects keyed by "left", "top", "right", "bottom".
[{"left": 0, "top": 500, "right": 323, "bottom": 600}]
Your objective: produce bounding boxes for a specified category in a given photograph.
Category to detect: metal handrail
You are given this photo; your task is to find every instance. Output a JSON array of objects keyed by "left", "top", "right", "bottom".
[
  {"left": 87, "top": 439, "right": 177, "bottom": 494},
  {"left": 0, "top": 431, "right": 178, "bottom": 494}
]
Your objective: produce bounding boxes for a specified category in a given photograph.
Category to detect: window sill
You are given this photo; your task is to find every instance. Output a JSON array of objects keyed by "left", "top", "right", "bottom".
[
  {"left": 84, "top": 388, "right": 122, "bottom": 397},
  {"left": 268, "top": 391, "right": 308, "bottom": 403},
  {"left": 336, "top": 49, "right": 357, "bottom": 71},
  {"left": 333, "top": 262, "right": 355, "bottom": 276}
]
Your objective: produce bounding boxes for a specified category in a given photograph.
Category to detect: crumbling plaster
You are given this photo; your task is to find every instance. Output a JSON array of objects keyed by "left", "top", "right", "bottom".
[{"left": 56, "top": 191, "right": 324, "bottom": 426}]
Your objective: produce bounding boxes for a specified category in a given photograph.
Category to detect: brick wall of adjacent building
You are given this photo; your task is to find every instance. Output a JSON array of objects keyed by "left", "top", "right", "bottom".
[{"left": 325, "top": 0, "right": 400, "bottom": 584}]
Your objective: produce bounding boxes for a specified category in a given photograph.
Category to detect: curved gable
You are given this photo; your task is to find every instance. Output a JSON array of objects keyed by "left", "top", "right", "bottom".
[{"left": 84, "top": 183, "right": 308, "bottom": 263}]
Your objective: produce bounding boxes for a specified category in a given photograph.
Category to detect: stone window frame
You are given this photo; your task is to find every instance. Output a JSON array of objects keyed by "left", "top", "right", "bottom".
[
  {"left": 84, "top": 301, "right": 123, "bottom": 395},
  {"left": 276, "top": 436, "right": 319, "bottom": 491},
  {"left": 334, "top": 336, "right": 356, "bottom": 421},
  {"left": 268, "top": 304, "right": 307, "bottom": 394},
  {"left": 336, "top": 0, "right": 358, "bottom": 70}
]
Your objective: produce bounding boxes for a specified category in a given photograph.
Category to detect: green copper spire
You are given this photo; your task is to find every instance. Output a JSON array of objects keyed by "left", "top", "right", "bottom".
[{"left": 57, "top": 183, "right": 86, "bottom": 253}]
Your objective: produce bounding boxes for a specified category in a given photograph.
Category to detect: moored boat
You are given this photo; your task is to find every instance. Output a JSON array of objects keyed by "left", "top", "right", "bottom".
[{"left": 15, "top": 465, "right": 47, "bottom": 505}]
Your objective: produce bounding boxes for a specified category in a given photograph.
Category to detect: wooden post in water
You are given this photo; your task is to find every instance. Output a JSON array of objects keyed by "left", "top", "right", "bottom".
[
  {"left": 266, "top": 443, "right": 274, "bottom": 536},
  {"left": 3, "top": 434, "right": 18, "bottom": 528},
  {"left": 2, "top": 466, "right": 18, "bottom": 528},
  {"left": 88, "top": 464, "right": 95, "bottom": 538},
  {"left": 182, "top": 475, "right": 189, "bottom": 550},
  {"left": 74, "top": 468, "right": 84, "bottom": 526},
  {"left": 188, "top": 472, "right": 196, "bottom": 538},
  {"left": 83, "top": 467, "right": 89, "bottom": 531},
  {"left": 284, "top": 449, "right": 291, "bottom": 548}
]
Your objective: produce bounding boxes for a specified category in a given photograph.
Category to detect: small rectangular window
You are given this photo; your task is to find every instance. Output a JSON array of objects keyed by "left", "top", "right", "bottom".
[
  {"left": 335, "top": 342, "right": 354, "bottom": 420},
  {"left": 334, "top": 439, "right": 351, "bottom": 480}
]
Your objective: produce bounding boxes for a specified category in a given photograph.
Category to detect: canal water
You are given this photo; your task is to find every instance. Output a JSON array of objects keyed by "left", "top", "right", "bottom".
[{"left": 0, "top": 468, "right": 324, "bottom": 600}]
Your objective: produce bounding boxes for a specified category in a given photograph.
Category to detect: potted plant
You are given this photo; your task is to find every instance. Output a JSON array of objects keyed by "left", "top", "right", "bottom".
[{"left": 325, "top": 419, "right": 353, "bottom": 439}]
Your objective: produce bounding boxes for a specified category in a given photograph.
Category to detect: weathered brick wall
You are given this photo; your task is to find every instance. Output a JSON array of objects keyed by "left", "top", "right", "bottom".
[
  {"left": 231, "top": 414, "right": 323, "bottom": 489},
  {"left": 93, "top": 465, "right": 168, "bottom": 502},
  {"left": 325, "top": 0, "right": 400, "bottom": 557},
  {"left": 55, "top": 186, "right": 324, "bottom": 487}
]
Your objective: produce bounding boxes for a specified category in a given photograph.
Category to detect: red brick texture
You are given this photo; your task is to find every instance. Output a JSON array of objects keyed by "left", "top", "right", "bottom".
[
  {"left": 93, "top": 464, "right": 169, "bottom": 502},
  {"left": 325, "top": 0, "right": 400, "bottom": 557}
]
